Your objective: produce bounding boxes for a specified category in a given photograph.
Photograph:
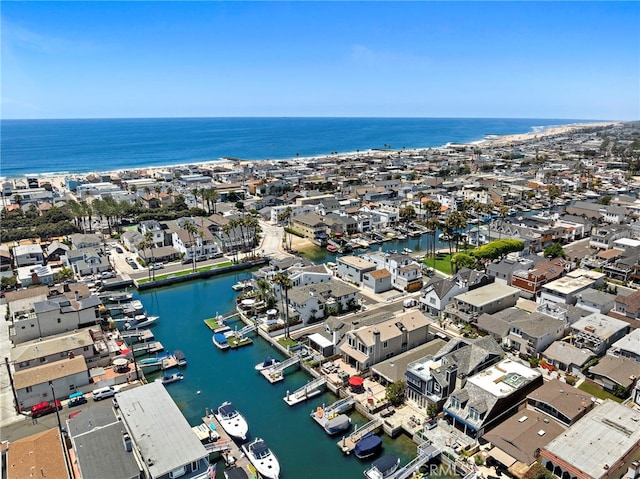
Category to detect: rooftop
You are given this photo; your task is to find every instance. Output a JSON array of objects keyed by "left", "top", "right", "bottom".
[
  {"left": 455, "top": 283, "right": 519, "bottom": 307},
  {"left": 542, "top": 400, "right": 640, "bottom": 479},
  {"left": 467, "top": 359, "right": 541, "bottom": 398}
]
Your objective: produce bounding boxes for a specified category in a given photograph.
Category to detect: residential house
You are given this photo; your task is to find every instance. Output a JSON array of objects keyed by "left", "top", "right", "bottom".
[
  {"left": 69, "top": 233, "right": 102, "bottom": 250},
  {"left": 121, "top": 230, "right": 144, "bottom": 252},
  {"left": 540, "top": 400, "right": 640, "bottom": 479},
  {"left": 610, "top": 289, "right": 640, "bottom": 327},
  {"left": 12, "top": 244, "right": 45, "bottom": 267},
  {"left": 608, "top": 328, "right": 640, "bottom": 362},
  {"left": 336, "top": 255, "right": 377, "bottom": 284},
  {"left": 67, "top": 407, "right": 141, "bottom": 479},
  {"left": 574, "top": 288, "right": 615, "bottom": 314},
  {"left": 45, "top": 241, "right": 70, "bottom": 264},
  {"left": 13, "top": 355, "right": 89, "bottom": 411},
  {"left": 117, "top": 382, "right": 210, "bottom": 479},
  {"left": 541, "top": 341, "right": 595, "bottom": 375},
  {"left": 361, "top": 251, "right": 423, "bottom": 292},
  {"left": 589, "top": 224, "right": 631, "bottom": 250},
  {"left": 362, "top": 268, "right": 393, "bottom": 294},
  {"left": 526, "top": 379, "right": 595, "bottom": 426},
  {"left": 339, "top": 310, "right": 430, "bottom": 371},
  {"left": 481, "top": 409, "right": 565, "bottom": 473},
  {"left": 539, "top": 269, "right": 605, "bottom": 306},
  {"left": 286, "top": 264, "right": 333, "bottom": 288},
  {"left": 510, "top": 257, "right": 572, "bottom": 299},
  {"left": 138, "top": 220, "right": 165, "bottom": 247},
  {"left": 589, "top": 355, "right": 640, "bottom": 394},
  {"left": 487, "top": 256, "right": 542, "bottom": 285},
  {"left": 420, "top": 269, "right": 491, "bottom": 318},
  {"left": 372, "top": 338, "right": 447, "bottom": 386},
  {"left": 290, "top": 213, "right": 327, "bottom": 243},
  {"left": 12, "top": 329, "right": 95, "bottom": 371},
  {"left": 443, "top": 358, "right": 542, "bottom": 439},
  {"left": 63, "top": 247, "right": 111, "bottom": 277},
  {"left": 0, "top": 244, "right": 11, "bottom": 271},
  {"left": 570, "top": 313, "right": 629, "bottom": 356},
  {"left": 15, "top": 264, "right": 56, "bottom": 287},
  {"left": 405, "top": 336, "right": 503, "bottom": 411},
  {"left": 6, "top": 428, "right": 72, "bottom": 479},
  {"left": 444, "top": 283, "right": 520, "bottom": 324},
  {"left": 10, "top": 294, "right": 102, "bottom": 344},
  {"left": 286, "top": 280, "right": 359, "bottom": 324}
]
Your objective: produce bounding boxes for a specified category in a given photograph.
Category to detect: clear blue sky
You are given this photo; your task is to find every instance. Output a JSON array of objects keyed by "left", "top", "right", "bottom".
[{"left": 2, "top": 2, "right": 639, "bottom": 120}]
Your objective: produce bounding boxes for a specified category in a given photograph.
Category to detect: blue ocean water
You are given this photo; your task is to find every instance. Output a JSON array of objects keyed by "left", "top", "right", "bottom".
[{"left": 0, "top": 117, "right": 586, "bottom": 178}]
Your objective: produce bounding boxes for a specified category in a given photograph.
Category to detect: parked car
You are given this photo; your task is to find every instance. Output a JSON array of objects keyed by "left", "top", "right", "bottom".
[
  {"left": 115, "top": 247, "right": 124, "bottom": 254},
  {"left": 101, "top": 271, "right": 116, "bottom": 279},
  {"left": 152, "top": 263, "right": 164, "bottom": 270},
  {"left": 92, "top": 386, "right": 117, "bottom": 401},
  {"left": 30, "top": 400, "right": 62, "bottom": 418},
  {"left": 67, "top": 391, "right": 88, "bottom": 407}
]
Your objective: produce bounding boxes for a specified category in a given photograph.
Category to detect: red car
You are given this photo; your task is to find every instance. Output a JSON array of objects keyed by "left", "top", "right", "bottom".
[{"left": 30, "top": 400, "right": 62, "bottom": 418}]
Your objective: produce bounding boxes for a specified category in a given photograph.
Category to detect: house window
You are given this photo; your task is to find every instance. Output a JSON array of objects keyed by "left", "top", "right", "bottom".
[
  {"left": 469, "top": 408, "right": 480, "bottom": 421},
  {"left": 434, "top": 383, "right": 441, "bottom": 393},
  {"left": 383, "top": 341, "right": 388, "bottom": 349},
  {"left": 26, "top": 386, "right": 32, "bottom": 393},
  {"left": 169, "top": 466, "right": 186, "bottom": 478},
  {"left": 60, "top": 352, "right": 67, "bottom": 358},
  {"left": 84, "top": 346, "right": 89, "bottom": 351},
  {"left": 450, "top": 397, "right": 460, "bottom": 409},
  {"left": 69, "top": 384, "right": 75, "bottom": 391},
  {"left": 57, "top": 318, "right": 61, "bottom": 323},
  {"left": 191, "top": 461, "right": 199, "bottom": 472},
  {"left": 430, "top": 297, "right": 436, "bottom": 305},
  {"left": 40, "top": 358, "right": 46, "bottom": 363}
]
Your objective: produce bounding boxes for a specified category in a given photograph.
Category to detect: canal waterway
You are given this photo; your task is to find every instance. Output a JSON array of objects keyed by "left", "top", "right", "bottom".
[{"left": 137, "top": 270, "right": 420, "bottom": 478}]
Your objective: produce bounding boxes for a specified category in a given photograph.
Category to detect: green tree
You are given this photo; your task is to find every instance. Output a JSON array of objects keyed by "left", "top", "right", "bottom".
[
  {"left": 451, "top": 252, "right": 478, "bottom": 272},
  {"left": 54, "top": 267, "right": 74, "bottom": 282},
  {"left": 399, "top": 205, "right": 416, "bottom": 222},
  {"left": 544, "top": 242, "right": 567, "bottom": 259},
  {"left": 385, "top": 380, "right": 405, "bottom": 406},
  {"left": 273, "top": 272, "right": 293, "bottom": 338}
]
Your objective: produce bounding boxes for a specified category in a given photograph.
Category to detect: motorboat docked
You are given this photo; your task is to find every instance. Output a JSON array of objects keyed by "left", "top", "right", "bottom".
[
  {"left": 364, "top": 455, "right": 401, "bottom": 479},
  {"left": 403, "top": 248, "right": 413, "bottom": 254},
  {"left": 354, "top": 432, "right": 383, "bottom": 459},
  {"left": 155, "top": 372, "right": 184, "bottom": 385},
  {"left": 129, "top": 299, "right": 144, "bottom": 311},
  {"left": 108, "top": 292, "right": 133, "bottom": 303},
  {"left": 438, "top": 233, "right": 451, "bottom": 241},
  {"left": 124, "top": 314, "right": 159, "bottom": 330},
  {"left": 174, "top": 350, "right": 187, "bottom": 367},
  {"left": 214, "top": 402, "right": 249, "bottom": 441},
  {"left": 323, "top": 414, "right": 351, "bottom": 435},
  {"left": 242, "top": 438, "right": 280, "bottom": 479},
  {"left": 212, "top": 332, "right": 230, "bottom": 350},
  {"left": 231, "top": 280, "right": 252, "bottom": 292},
  {"left": 255, "top": 357, "right": 280, "bottom": 371}
]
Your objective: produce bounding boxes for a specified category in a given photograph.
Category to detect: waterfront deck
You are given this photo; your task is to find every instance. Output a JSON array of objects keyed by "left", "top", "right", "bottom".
[
  {"left": 260, "top": 356, "right": 300, "bottom": 383},
  {"left": 283, "top": 377, "right": 326, "bottom": 406},
  {"left": 200, "top": 411, "right": 252, "bottom": 474},
  {"left": 337, "top": 418, "right": 382, "bottom": 455}
]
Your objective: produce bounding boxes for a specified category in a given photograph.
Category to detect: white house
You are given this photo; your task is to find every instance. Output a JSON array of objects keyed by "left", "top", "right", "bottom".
[
  {"left": 12, "top": 244, "right": 45, "bottom": 267},
  {"left": 286, "top": 280, "right": 359, "bottom": 324}
]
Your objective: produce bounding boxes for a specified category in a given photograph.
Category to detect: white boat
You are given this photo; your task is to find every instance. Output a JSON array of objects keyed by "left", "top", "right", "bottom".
[
  {"left": 212, "top": 332, "right": 230, "bottom": 350},
  {"left": 124, "top": 314, "right": 159, "bottom": 330},
  {"left": 364, "top": 455, "right": 400, "bottom": 479},
  {"left": 255, "top": 357, "right": 280, "bottom": 371},
  {"left": 108, "top": 292, "right": 133, "bottom": 303},
  {"left": 231, "top": 280, "right": 252, "bottom": 292},
  {"left": 155, "top": 372, "right": 184, "bottom": 385},
  {"left": 130, "top": 299, "right": 144, "bottom": 311},
  {"left": 403, "top": 247, "right": 413, "bottom": 254},
  {"left": 438, "top": 233, "right": 451, "bottom": 241},
  {"left": 214, "top": 402, "right": 249, "bottom": 441},
  {"left": 242, "top": 438, "right": 280, "bottom": 479}
]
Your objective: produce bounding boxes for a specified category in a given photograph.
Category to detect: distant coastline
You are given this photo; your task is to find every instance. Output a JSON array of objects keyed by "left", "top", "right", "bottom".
[{"left": 0, "top": 117, "right": 613, "bottom": 180}]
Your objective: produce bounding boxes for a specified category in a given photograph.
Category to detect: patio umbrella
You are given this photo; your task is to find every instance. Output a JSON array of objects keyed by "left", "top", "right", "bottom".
[{"left": 348, "top": 376, "right": 364, "bottom": 387}]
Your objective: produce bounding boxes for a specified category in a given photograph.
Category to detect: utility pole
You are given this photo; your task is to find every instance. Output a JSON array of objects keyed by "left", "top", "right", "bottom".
[{"left": 4, "top": 357, "right": 19, "bottom": 412}]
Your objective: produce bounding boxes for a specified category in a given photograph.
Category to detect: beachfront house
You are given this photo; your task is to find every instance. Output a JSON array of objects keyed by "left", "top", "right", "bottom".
[{"left": 286, "top": 280, "right": 359, "bottom": 324}]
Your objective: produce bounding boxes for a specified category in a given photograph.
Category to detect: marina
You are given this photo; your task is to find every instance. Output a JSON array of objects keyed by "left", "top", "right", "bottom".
[{"left": 135, "top": 273, "right": 423, "bottom": 478}]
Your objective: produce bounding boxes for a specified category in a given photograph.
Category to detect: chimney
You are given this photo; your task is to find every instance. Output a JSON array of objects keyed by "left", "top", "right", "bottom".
[
  {"left": 122, "top": 433, "right": 132, "bottom": 452},
  {"left": 445, "top": 365, "right": 458, "bottom": 394},
  {"left": 74, "top": 290, "right": 79, "bottom": 301}
]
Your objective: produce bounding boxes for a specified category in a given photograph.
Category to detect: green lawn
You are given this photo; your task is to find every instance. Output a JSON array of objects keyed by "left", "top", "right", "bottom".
[
  {"left": 578, "top": 381, "right": 623, "bottom": 403},
  {"left": 423, "top": 253, "right": 453, "bottom": 275}
]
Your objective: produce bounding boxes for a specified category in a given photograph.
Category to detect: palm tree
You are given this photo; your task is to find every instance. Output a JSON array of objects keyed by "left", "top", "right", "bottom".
[
  {"left": 138, "top": 236, "right": 152, "bottom": 280},
  {"left": 273, "top": 272, "right": 293, "bottom": 338},
  {"left": 182, "top": 220, "right": 200, "bottom": 272},
  {"left": 255, "top": 278, "right": 274, "bottom": 308}
]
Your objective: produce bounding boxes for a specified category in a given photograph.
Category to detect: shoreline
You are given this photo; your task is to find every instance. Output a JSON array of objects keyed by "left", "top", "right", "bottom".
[{"left": 1, "top": 120, "right": 621, "bottom": 184}]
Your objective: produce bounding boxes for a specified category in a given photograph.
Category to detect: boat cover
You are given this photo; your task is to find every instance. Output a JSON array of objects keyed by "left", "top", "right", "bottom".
[
  {"left": 325, "top": 414, "right": 350, "bottom": 432},
  {"left": 249, "top": 440, "right": 270, "bottom": 459},
  {"left": 371, "top": 455, "right": 399, "bottom": 475},
  {"left": 219, "top": 403, "right": 237, "bottom": 417},
  {"left": 355, "top": 434, "right": 382, "bottom": 457},
  {"left": 214, "top": 333, "right": 228, "bottom": 344}
]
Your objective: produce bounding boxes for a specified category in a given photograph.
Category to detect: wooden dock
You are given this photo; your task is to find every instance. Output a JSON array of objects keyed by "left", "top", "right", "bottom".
[
  {"left": 337, "top": 418, "right": 382, "bottom": 455},
  {"left": 200, "top": 411, "right": 252, "bottom": 475},
  {"left": 283, "top": 377, "right": 326, "bottom": 406},
  {"left": 260, "top": 356, "right": 300, "bottom": 383}
]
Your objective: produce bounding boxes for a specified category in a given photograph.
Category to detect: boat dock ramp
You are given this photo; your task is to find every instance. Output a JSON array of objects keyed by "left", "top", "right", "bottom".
[
  {"left": 132, "top": 340, "right": 164, "bottom": 356},
  {"left": 338, "top": 418, "right": 382, "bottom": 455},
  {"left": 121, "top": 329, "right": 155, "bottom": 343},
  {"left": 137, "top": 354, "right": 178, "bottom": 372},
  {"left": 203, "top": 313, "right": 240, "bottom": 332},
  {"left": 260, "top": 356, "right": 300, "bottom": 383},
  {"left": 392, "top": 442, "right": 441, "bottom": 479},
  {"left": 311, "top": 396, "right": 355, "bottom": 427},
  {"left": 199, "top": 410, "right": 252, "bottom": 474},
  {"left": 283, "top": 376, "right": 327, "bottom": 406}
]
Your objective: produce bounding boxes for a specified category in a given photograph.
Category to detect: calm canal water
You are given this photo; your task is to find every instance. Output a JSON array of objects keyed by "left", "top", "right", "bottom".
[{"left": 137, "top": 270, "right": 419, "bottom": 478}]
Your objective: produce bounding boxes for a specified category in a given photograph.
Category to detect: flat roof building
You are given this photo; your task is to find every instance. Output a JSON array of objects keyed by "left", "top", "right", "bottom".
[{"left": 540, "top": 400, "right": 640, "bottom": 479}]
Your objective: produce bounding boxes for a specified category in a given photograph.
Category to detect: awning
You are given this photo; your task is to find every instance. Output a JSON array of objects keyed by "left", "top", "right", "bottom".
[
  {"left": 308, "top": 333, "right": 332, "bottom": 349},
  {"left": 349, "top": 376, "right": 364, "bottom": 387},
  {"left": 489, "top": 447, "right": 517, "bottom": 468}
]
